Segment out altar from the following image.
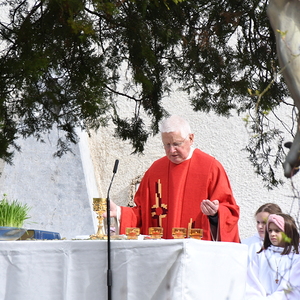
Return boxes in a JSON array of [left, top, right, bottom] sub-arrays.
[[0, 239, 247, 300]]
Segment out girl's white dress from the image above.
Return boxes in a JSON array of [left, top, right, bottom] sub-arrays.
[[246, 245, 300, 299], [242, 233, 262, 247], [242, 233, 264, 264]]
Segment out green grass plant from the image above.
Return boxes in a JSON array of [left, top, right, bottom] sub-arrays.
[[0, 195, 31, 228]]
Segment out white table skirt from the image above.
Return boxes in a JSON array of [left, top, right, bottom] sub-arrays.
[[0, 239, 247, 300]]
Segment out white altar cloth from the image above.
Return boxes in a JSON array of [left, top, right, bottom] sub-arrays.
[[0, 239, 247, 300]]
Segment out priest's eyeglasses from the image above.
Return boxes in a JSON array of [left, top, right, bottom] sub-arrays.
[[163, 135, 188, 150]]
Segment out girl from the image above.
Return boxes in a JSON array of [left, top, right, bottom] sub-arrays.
[[246, 213, 300, 299], [242, 203, 282, 247], [242, 203, 282, 262]]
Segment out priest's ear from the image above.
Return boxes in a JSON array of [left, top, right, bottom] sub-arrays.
[[188, 133, 195, 144]]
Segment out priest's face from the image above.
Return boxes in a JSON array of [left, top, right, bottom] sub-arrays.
[[161, 131, 194, 164]]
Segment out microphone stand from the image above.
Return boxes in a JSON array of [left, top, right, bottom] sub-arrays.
[[106, 159, 119, 300]]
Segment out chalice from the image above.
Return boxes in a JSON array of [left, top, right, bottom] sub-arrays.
[[90, 198, 107, 239]]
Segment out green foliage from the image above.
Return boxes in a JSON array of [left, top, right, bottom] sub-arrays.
[[0, 195, 31, 228], [282, 232, 292, 244], [0, 0, 293, 187]]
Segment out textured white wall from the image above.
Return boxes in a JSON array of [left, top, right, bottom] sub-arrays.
[[89, 89, 300, 240], [0, 91, 296, 240]]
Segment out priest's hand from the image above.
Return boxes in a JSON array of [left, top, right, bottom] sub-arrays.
[[102, 200, 118, 218], [200, 199, 219, 216]]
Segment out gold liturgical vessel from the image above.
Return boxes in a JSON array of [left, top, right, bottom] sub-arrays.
[[90, 198, 107, 239]]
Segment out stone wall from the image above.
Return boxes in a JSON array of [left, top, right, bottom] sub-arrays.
[[0, 129, 97, 239]]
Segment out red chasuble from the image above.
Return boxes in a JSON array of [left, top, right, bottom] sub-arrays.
[[120, 149, 240, 242]]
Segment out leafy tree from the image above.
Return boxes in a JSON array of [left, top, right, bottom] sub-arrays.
[[0, 0, 293, 187]]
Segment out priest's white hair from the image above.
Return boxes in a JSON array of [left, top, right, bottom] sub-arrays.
[[159, 115, 192, 138]]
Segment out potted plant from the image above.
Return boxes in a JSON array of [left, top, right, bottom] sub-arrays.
[[0, 194, 31, 240]]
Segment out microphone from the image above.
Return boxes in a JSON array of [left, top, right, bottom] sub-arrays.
[[107, 159, 119, 198], [113, 159, 119, 174], [106, 159, 119, 300]]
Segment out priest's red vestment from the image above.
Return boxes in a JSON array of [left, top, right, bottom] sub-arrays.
[[120, 149, 240, 241]]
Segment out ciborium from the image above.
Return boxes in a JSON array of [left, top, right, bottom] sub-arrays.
[[90, 198, 107, 239]]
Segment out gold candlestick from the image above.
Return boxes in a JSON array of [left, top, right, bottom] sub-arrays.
[[90, 198, 107, 239]]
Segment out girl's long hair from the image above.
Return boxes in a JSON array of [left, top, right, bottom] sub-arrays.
[[255, 203, 282, 216], [259, 213, 299, 255]]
